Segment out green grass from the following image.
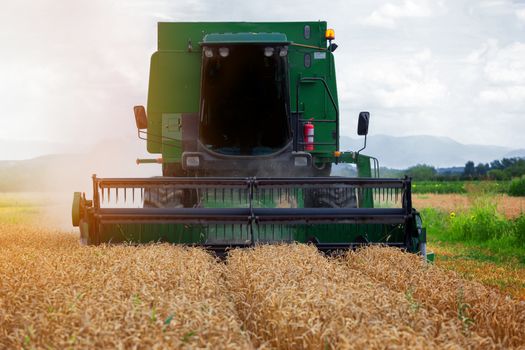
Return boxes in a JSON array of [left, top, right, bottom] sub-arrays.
[[412, 181, 510, 195], [413, 181, 466, 194], [422, 201, 525, 265]]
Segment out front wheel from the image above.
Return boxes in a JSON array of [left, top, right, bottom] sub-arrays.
[[304, 187, 357, 208]]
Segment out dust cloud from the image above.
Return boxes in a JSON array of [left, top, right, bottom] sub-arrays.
[[3, 137, 160, 231]]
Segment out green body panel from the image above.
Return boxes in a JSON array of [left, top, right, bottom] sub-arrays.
[[357, 155, 374, 207], [202, 32, 289, 44], [146, 21, 339, 161], [92, 223, 406, 247], [157, 22, 325, 54], [161, 113, 183, 158], [147, 51, 200, 154]]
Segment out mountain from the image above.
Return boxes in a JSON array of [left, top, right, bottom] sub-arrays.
[[0, 138, 160, 193], [0, 135, 523, 192], [503, 149, 525, 159], [340, 134, 520, 169], [0, 139, 88, 160]]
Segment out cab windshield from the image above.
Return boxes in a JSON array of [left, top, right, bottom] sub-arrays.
[[199, 44, 291, 156]]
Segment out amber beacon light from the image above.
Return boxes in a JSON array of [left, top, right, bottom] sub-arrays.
[[325, 28, 335, 40]]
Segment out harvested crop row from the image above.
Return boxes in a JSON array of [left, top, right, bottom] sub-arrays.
[[0, 224, 251, 349], [345, 246, 525, 348], [225, 244, 493, 349]]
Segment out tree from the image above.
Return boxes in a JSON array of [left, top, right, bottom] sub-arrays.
[[490, 160, 503, 170], [487, 169, 509, 180], [463, 161, 475, 178], [475, 163, 489, 177], [405, 164, 437, 181], [505, 159, 525, 178], [501, 158, 516, 169]]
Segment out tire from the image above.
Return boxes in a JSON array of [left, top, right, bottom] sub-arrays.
[[304, 187, 357, 208], [143, 186, 185, 208], [304, 163, 357, 208]]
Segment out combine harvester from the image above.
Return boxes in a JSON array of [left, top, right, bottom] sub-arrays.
[[72, 21, 431, 259]]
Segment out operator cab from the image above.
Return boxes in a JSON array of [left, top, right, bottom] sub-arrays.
[[199, 33, 292, 156]]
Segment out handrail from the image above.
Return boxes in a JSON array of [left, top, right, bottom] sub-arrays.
[[294, 76, 339, 152]]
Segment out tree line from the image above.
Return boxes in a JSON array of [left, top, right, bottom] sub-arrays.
[[404, 157, 525, 181]]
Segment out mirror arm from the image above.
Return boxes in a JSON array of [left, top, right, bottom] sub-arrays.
[[356, 134, 367, 157], [137, 129, 181, 146]]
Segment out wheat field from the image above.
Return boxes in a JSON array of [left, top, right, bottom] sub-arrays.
[[1, 224, 524, 349]]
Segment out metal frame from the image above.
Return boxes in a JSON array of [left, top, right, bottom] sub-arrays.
[[81, 176, 415, 254]]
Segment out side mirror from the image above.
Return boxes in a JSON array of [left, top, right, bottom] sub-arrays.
[[357, 111, 370, 136], [134, 105, 148, 129]]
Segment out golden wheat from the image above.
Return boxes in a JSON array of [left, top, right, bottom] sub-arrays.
[[1, 224, 524, 349], [0, 224, 251, 349], [346, 246, 525, 348], [225, 244, 496, 349]]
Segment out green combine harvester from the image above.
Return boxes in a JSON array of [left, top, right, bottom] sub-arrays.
[[72, 21, 429, 259]]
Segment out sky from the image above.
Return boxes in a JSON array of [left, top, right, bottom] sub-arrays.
[[0, 0, 524, 160]]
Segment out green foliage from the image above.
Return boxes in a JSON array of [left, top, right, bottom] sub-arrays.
[[449, 202, 510, 241], [508, 176, 525, 197], [463, 157, 525, 180], [421, 203, 525, 261], [413, 181, 466, 194], [412, 181, 509, 194], [405, 164, 437, 181], [504, 159, 525, 177], [456, 289, 474, 331], [487, 169, 509, 181], [514, 216, 525, 247], [463, 161, 475, 178], [181, 331, 197, 343]]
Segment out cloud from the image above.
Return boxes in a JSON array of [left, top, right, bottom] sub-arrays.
[[1, 0, 525, 154], [479, 0, 509, 8], [465, 41, 525, 108], [479, 86, 525, 104], [361, 0, 444, 28], [516, 7, 525, 21], [341, 49, 447, 109], [484, 42, 525, 84]]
